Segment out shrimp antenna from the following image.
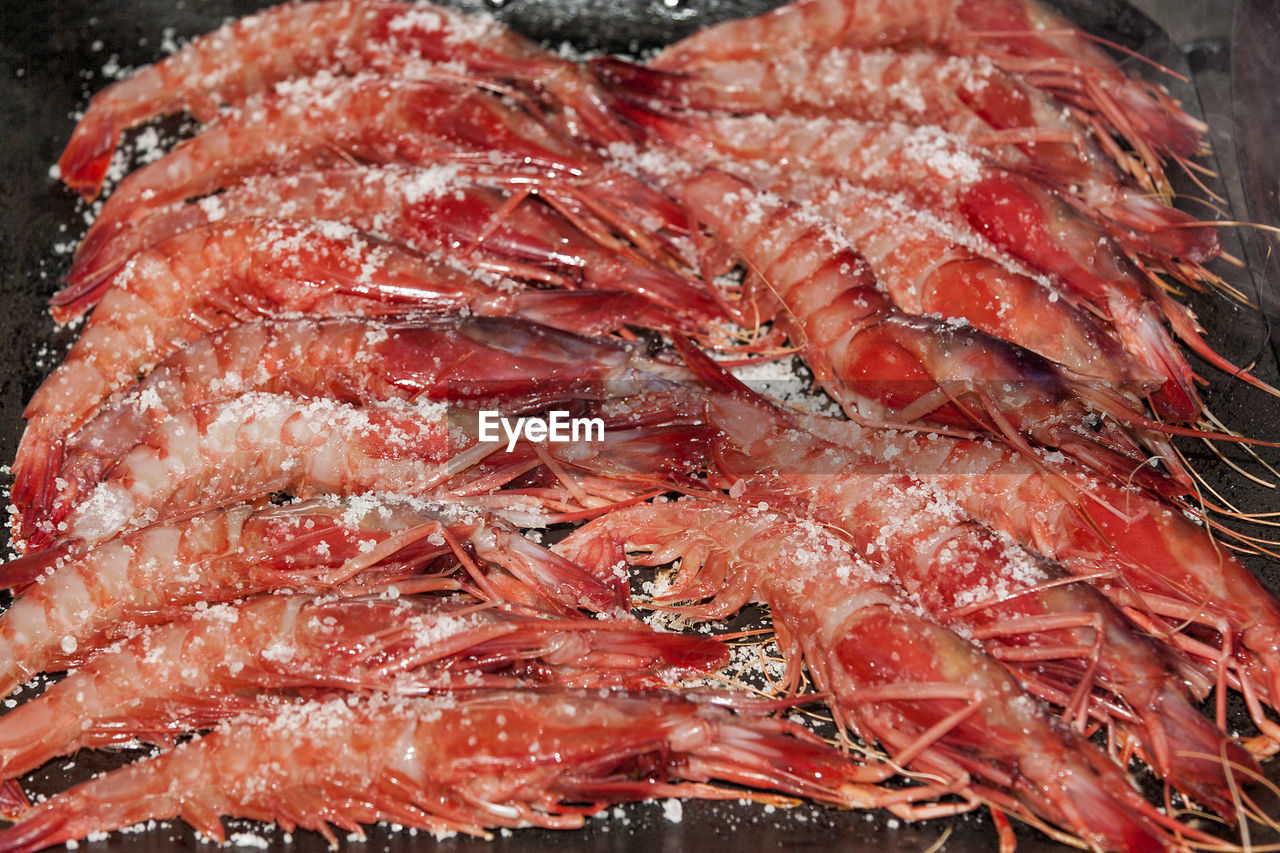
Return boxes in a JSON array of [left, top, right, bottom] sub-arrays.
[[1203, 408, 1280, 480]]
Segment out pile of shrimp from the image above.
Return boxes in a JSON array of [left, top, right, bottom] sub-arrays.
[[3, 0, 1280, 850]]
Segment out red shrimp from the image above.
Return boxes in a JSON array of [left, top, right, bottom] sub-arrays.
[[600, 50, 1076, 188], [54, 393, 487, 548], [598, 50, 1219, 267], [42, 314, 686, 544], [676, 168, 1191, 492], [624, 110, 1171, 396], [0, 593, 729, 783], [63, 165, 718, 324], [0, 689, 897, 849], [0, 494, 630, 697], [56, 0, 632, 199], [558, 498, 1203, 851], [622, 103, 1220, 303], [801, 412, 1280, 747], [784, 176, 1217, 423], [635, 352, 1260, 818], [13, 218, 657, 552], [55, 385, 717, 550], [63, 73, 684, 319], [648, 0, 1205, 188]]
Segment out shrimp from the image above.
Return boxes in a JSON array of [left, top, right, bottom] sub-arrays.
[[599, 49, 1219, 269], [56, 0, 632, 199], [0, 494, 631, 698], [63, 165, 719, 325], [0, 689, 905, 850], [626, 112, 1166, 393], [676, 168, 1191, 492], [55, 383, 719, 551], [800, 411, 1280, 747], [599, 345, 1262, 816], [782, 177, 1213, 423], [623, 103, 1219, 304], [648, 0, 1205, 189], [39, 314, 686, 546], [618, 101, 1261, 421], [0, 592, 730, 783], [558, 498, 1205, 851], [13, 217, 657, 552], [63, 73, 684, 320], [54, 393, 486, 548]]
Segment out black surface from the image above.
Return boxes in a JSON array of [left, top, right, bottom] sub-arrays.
[[1, 1, 1279, 851]]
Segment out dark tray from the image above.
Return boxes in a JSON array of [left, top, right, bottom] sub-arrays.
[[1, 1, 1278, 851]]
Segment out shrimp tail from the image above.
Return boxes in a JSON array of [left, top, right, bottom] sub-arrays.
[[480, 527, 627, 614], [0, 541, 70, 594], [9, 427, 64, 555], [670, 333, 753, 397], [569, 627, 731, 675], [551, 421, 715, 491], [0, 709, 105, 786], [55, 109, 117, 201], [0, 805, 71, 853], [589, 57, 692, 109], [0, 781, 29, 822]]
